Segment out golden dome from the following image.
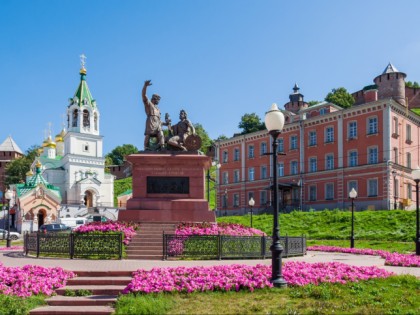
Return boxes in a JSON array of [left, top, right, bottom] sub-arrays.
[[37, 147, 44, 155], [36, 160, 42, 168], [55, 129, 66, 142], [45, 136, 56, 148], [26, 170, 34, 176]]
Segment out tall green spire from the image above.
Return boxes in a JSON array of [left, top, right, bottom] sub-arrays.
[[72, 54, 96, 108]]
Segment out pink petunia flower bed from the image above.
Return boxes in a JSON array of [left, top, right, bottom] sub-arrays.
[[74, 221, 138, 245], [0, 262, 75, 297], [0, 246, 23, 251], [123, 262, 393, 294], [308, 246, 420, 267], [175, 222, 266, 236]]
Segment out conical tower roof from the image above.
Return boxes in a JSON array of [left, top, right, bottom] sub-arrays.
[[72, 65, 96, 108], [0, 136, 23, 154]]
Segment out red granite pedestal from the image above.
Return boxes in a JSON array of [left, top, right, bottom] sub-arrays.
[[118, 153, 216, 223]]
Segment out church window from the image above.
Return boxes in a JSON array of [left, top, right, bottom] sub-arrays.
[[94, 112, 98, 130], [72, 109, 78, 127], [83, 143, 89, 152], [67, 114, 70, 128], [83, 110, 90, 128]]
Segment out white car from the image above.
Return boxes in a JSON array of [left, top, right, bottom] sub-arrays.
[[0, 229, 20, 240]]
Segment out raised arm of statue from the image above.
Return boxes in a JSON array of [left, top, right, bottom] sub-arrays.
[[142, 80, 152, 103]]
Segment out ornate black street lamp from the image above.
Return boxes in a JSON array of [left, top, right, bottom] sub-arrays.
[[207, 161, 221, 202], [224, 188, 228, 216], [349, 188, 357, 249], [392, 170, 397, 210], [411, 167, 420, 255], [248, 197, 255, 228], [5, 189, 13, 248], [264, 103, 287, 288]]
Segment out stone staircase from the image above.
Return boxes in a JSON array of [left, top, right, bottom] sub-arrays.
[[126, 222, 177, 260], [30, 271, 133, 315]]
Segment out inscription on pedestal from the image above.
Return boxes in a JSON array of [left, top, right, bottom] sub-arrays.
[[147, 176, 189, 194]]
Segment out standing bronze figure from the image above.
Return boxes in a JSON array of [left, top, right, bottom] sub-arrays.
[[142, 80, 165, 150]]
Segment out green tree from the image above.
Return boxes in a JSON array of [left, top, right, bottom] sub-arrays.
[[325, 87, 355, 108], [238, 113, 265, 134], [308, 100, 320, 106], [194, 123, 213, 154], [106, 144, 138, 166], [216, 134, 229, 141], [5, 145, 40, 186]]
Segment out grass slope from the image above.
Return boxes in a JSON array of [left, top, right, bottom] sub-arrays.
[[114, 176, 132, 207]]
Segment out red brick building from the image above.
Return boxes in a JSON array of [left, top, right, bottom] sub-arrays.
[[215, 63, 420, 214], [0, 136, 24, 197]]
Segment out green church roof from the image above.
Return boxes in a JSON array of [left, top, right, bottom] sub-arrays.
[[16, 162, 61, 199], [72, 68, 96, 108]]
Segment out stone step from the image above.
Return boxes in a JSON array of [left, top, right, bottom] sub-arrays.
[[129, 240, 162, 245], [126, 254, 163, 260], [45, 295, 117, 306], [75, 271, 133, 277], [30, 305, 114, 315], [56, 285, 126, 296], [67, 277, 132, 286], [136, 235, 163, 240], [127, 245, 163, 250]]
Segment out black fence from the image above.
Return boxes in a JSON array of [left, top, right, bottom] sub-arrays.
[[24, 232, 123, 259], [163, 234, 306, 260]]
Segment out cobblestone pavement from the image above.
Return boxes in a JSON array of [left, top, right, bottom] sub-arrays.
[[1, 250, 419, 277]]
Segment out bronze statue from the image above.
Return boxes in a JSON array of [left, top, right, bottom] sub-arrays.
[[142, 80, 165, 150], [167, 109, 196, 151]]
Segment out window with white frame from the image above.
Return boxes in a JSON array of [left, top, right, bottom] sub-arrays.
[[233, 170, 240, 183], [393, 117, 398, 135], [393, 148, 398, 164], [368, 117, 378, 134], [348, 180, 358, 195], [326, 154, 334, 170], [290, 135, 298, 150], [368, 147, 378, 164], [407, 183, 412, 200], [260, 142, 267, 155], [260, 190, 267, 205], [309, 185, 316, 201], [234, 148, 240, 161], [233, 194, 239, 207], [223, 172, 229, 184], [248, 168, 255, 181], [309, 157, 317, 172], [325, 127, 334, 143], [368, 179, 378, 197], [222, 194, 228, 208], [325, 183, 334, 200], [309, 131, 317, 146], [407, 152, 412, 169], [223, 151, 228, 163], [278, 163, 284, 177], [406, 124, 412, 142], [248, 191, 254, 202], [349, 151, 358, 167], [320, 108, 327, 115], [348, 121, 357, 139], [291, 161, 298, 175], [278, 138, 284, 153], [261, 166, 267, 179], [248, 145, 254, 158]]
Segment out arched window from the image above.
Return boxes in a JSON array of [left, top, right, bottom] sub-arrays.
[[83, 110, 90, 127], [94, 112, 98, 130], [72, 109, 78, 127]]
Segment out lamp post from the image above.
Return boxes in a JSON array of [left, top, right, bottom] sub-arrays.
[[224, 188, 228, 216], [5, 189, 13, 248], [207, 161, 221, 202], [265, 103, 287, 288], [349, 188, 357, 249], [411, 167, 420, 255], [392, 170, 397, 210], [248, 197, 255, 228]]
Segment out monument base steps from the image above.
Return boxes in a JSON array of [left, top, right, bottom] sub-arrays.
[[29, 271, 133, 315]]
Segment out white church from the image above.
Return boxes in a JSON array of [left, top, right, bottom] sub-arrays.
[[35, 58, 116, 221]]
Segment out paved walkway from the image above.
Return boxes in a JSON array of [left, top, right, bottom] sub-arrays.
[[1, 250, 419, 277]]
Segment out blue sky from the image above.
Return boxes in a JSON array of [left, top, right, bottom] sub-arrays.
[[2, 0, 420, 154]]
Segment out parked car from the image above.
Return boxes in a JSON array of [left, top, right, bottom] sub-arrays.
[[0, 228, 20, 240], [39, 224, 72, 233]]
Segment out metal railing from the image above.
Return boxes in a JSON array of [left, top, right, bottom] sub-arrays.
[[163, 233, 306, 260], [24, 232, 123, 259]]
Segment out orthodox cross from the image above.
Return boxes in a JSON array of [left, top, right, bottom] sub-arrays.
[[80, 54, 87, 69]]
